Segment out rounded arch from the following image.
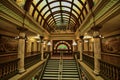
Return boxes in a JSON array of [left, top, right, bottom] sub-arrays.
[[54, 41, 72, 50]]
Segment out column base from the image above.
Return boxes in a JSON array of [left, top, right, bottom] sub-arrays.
[[80, 59, 82, 61], [19, 68, 25, 73], [93, 70, 100, 76]]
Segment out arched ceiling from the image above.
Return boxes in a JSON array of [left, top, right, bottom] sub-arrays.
[[24, 0, 94, 33]]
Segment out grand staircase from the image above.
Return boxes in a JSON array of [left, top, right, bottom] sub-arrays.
[[42, 59, 80, 80]]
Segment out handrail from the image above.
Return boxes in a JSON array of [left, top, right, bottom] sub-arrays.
[[82, 53, 94, 70], [39, 53, 50, 80], [75, 54, 95, 80], [24, 54, 41, 69], [17, 53, 50, 80], [99, 59, 120, 80], [0, 58, 19, 80], [74, 54, 82, 80]]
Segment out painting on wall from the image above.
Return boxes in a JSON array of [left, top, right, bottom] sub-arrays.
[[101, 35, 120, 54], [0, 35, 18, 53]]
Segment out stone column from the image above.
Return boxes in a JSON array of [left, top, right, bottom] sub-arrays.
[[17, 27, 27, 73], [41, 42, 44, 60], [79, 36, 84, 61], [26, 40, 32, 56], [50, 40, 52, 55], [40, 35, 44, 60], [92, 26, 101, 75], [80, 41, 83, 61], [37, 42, 40, 52]]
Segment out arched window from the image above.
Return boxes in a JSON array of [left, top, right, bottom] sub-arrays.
[[57, 44, 68, 49]]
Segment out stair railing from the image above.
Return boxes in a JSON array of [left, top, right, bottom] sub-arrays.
[[74, 54, 82, 80], [39, 53, 50, 80]]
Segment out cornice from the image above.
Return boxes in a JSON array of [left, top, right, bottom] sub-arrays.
[[0, 0, 50, 36], [75, 0, 120, 36]]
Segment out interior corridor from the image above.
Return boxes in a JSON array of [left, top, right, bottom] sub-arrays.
[[0, 0, 120, 80]]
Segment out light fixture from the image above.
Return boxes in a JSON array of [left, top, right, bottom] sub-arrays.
[[83, 33, 92, 39], [47, 41, 51, 45], [37, 40, 40, 43], [15, 36, 19, 39], [72, 41, 77, 46]]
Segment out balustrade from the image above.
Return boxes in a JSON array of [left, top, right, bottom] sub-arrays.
[[83, 53, 94, 70], [24, 53, 41, 69], [99, 60, 120, 80], [0, 58, 19, 80]]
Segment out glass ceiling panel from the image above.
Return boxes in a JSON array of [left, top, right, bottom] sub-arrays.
[[51, 7, 60, 12], [50, 2, 60, 8], [34, 10, 38, 19], [70, 19, 75, 23], [72, 11, 78, 18], [53, 13, 61, 17], [55, 17, 69, 21], [62, 13, 70, 17], [81, 0, 86, 3], [61, 2, 71, 7], [28, 0, 89, 32], [37, 1, 47, 11], [38, 16, 42, 22], [33, 0, 39, 5], [62, 7, 71, 12], [48, 19, 54, 24], [29, 5, 34, 15], [56, 20, 69, 23], [54, 16, 61, 19], [63, 16, 69, 19], [41, 6, 49, 16], [66, 0, 72, 2], [44, 11, 51, 19], [73, 5, 80, 14], [74, 0, 82, 10], [48, 0, 56, 3]]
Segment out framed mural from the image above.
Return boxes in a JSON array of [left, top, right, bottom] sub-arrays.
[[0, 35, 18, 53], [101, 35, 120, 54]]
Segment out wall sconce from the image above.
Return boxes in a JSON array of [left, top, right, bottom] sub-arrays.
[[47, 41, 51, 45], [72, 41, 77, 46]]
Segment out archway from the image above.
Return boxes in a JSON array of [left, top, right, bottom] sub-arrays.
[[52, 40, 73, 59]]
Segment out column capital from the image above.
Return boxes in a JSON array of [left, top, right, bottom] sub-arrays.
[[79, 36, 84, 40], [17, 27, 28, 32], [91, 25, 102, 38], [91, 25, 102, 31]]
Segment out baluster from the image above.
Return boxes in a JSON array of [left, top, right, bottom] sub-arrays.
[[13, 61, 16, 72], [6, 63, 9, 75], [118, 68, 120, 80], [102, 62, 105, 76], [116, 67, 119, 80], [0, 65, 2, 78], [109, 65, 112, 80], [100, 61, 102, 75], [15, 61, 17, 71], [108, 64, 111, 79]]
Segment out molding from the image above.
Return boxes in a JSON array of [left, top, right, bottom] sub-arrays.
[[0, 0, 50, 36], [76, 0, 120, 36]]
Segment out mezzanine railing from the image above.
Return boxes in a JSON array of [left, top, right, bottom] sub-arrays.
[[99, 60, 120, 80], [0, 58, 19, 80], [82, 53, 94, 70]]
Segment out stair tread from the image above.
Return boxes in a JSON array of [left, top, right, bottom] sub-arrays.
[[42, 59, 79, 80]]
